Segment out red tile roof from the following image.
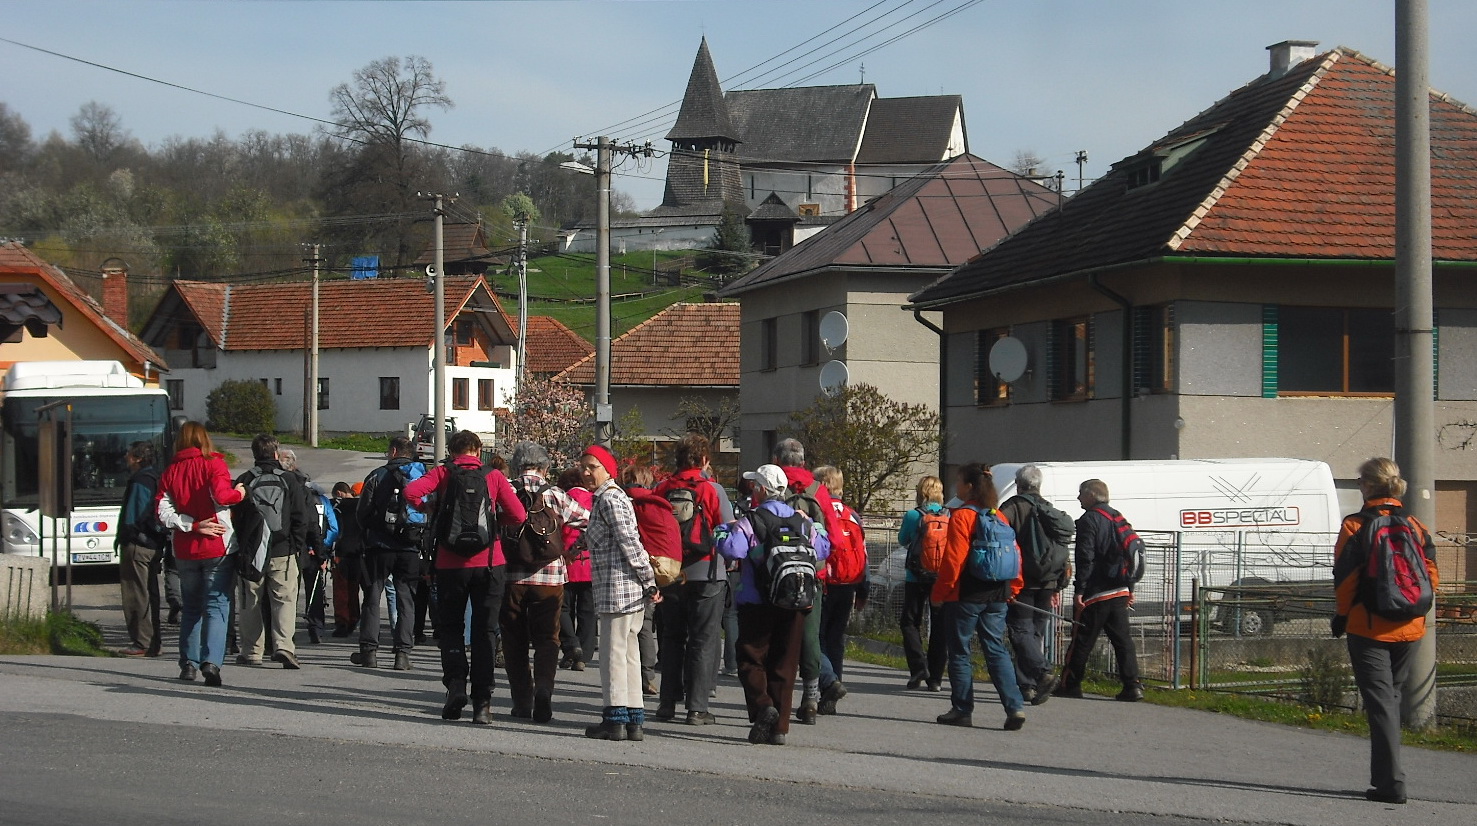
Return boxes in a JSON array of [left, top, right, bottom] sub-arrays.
[[166, 277, 513, 350], [720, 154, 1056, 297], [0, 242, 166, 371], [911, 48, 1477, 307], [523, 316, 593, 375], [555, 302, 739, 386]]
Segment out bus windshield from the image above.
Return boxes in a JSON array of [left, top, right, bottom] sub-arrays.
[[1, 394, 170, 510]]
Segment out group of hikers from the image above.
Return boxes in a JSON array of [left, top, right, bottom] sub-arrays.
[[112, 425, 1436, 803]]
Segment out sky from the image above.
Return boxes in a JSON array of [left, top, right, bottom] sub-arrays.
[[3, 0, 1476, 211]]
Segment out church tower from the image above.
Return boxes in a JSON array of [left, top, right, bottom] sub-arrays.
[[656, 38, 744, 213]]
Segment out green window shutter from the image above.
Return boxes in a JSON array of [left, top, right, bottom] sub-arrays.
[[1261, 305, 1279, 398], [1433, 310, 1440, 401]]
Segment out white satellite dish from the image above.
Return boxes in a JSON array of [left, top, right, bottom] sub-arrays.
[[819, 311, 849, 350], [819, 360, 849, 396], [989, 336, 1029, 383]]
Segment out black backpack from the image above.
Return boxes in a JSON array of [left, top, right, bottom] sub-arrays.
[[245, 466, 290, 544], [1093, 506, 1146, 586], [784, 479, 826, 528], [501, 478, 565, 568], [126, 467, 171, 551], [751, 507, 819, 611], [662, 477, 714, 566], [1016, 493, 1073, 588], [434, 461, 495, 556], [1352, 505, 1435, 622], [368, 462, 428, 545]]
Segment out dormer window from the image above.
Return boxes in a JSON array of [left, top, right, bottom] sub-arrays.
[[1129, 160, 1162, 188], [1126, 126, 1221, 189]]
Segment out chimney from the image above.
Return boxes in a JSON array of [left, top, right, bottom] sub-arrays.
[[1266, 40, 1319, 78], [99, 257, 128, 326]]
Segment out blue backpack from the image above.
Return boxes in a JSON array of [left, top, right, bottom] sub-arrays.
[[964, 505, 1020, 582]]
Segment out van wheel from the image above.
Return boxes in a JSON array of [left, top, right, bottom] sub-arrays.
[[1222, 577, 1275, 636]]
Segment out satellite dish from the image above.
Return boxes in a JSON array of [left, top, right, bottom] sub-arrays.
[[425, 265, 438, 277], [819, 311, 849, 350], [819, 360, 849, 396], [989, 336, 1029, 383]]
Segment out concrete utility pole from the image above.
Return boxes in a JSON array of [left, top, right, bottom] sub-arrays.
[[572, 137, 653, 448], [516, 218, 528, 387], [1394, 0, 1438, 729], [303, 243, 321, 447], [420, 192, 453, 460]]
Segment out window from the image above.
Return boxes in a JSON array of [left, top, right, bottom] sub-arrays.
[[1133, 304, 1175, 394], [452, 377, 469, 410], [259, 378, 269, 389], [1052, 316, 1094, 401], [379, 377, 400, 410], [975, 328, 1010, 406], [273, 378, 282, 396], [317, 378, 329, 410], [477, 379, 494, 411], [802, 310, 821, 366], [165, 379, 184, 411], [760, 318, 778, 371], [1277, 307, 1394, 395], [455, 318, 475, 346]]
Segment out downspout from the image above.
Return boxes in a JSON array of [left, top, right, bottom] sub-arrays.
[[1088, 274, 1133, 460], [912, 309, 948, 479]]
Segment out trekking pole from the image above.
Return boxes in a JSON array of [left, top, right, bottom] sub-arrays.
[[1011, 597, 1086, 628]]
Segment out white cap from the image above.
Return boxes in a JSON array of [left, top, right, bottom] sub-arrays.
[[743, 464, 789, 494]]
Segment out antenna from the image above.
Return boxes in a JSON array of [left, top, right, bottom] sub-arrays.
[[819, 311, 849, 354], [989, 336, 1029, 383], [819, 360, 850, 397]]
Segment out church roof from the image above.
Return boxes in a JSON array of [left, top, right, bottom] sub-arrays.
[[726, 85, 876, 163], [665, 38, 741, 143], [856, 95, 966, 164]]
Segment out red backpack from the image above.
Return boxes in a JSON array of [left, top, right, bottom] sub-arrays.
[[628, 487, 684, 587], [823, 501, 867, 585]]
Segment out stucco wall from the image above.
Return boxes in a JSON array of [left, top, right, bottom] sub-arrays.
[[1177, 301, 1263, 397], [1439, 309, 1477, 401]]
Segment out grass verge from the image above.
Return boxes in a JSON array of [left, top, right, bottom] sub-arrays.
[[0, 611, 112, 656]]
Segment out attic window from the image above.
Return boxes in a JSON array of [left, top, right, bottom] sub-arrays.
[[1127, 128, 1220, 189], [1129, 160, 1162, 189]]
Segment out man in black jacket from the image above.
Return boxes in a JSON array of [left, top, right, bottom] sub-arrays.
[[116, 441, 168, 657], [998, 464, 1071, 704], [235, 434, 312, 670], [354, 436, 427, 671], [1055, 478, 1142, 701]]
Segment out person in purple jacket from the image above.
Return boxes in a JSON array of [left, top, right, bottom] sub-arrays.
[[714, 464, 830, 746]]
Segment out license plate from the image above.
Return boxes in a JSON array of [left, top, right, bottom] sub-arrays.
[[71, 552, 113, 564]]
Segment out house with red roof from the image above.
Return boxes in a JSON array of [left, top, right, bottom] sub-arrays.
[[554, 302, 739, 451], [523, 316, 594, 378], [140, 276, 517, 437], [715, 153, 1056, 474], [0, 242, 165, 380], [908, 42, 1477, 558]]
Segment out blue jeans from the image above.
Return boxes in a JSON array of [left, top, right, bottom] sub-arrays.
[[177, 555, 235, 668], [945, 600, 1024, 715]]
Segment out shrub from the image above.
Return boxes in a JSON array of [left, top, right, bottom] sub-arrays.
[[1299, 645, 1352, 710], [207, 379, 276, 434]]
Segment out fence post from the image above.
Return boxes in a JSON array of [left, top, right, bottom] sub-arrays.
[[1189, 576, 1200, 691]]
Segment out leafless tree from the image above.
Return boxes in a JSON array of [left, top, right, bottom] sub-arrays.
[[70, 101, 132, 163]]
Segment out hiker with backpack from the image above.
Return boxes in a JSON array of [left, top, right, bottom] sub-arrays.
[[898, 475, 948, 691], [1054, 478, 1144, 702], [556, 467, 596, 673], [330, 482, 363, 638], [404, 430, 527, 725], [355, 435, 429, 671], [651, 433, 734, 726], [280, 450, 337, 646], [770, 438, 843, 725], [502, 441, 590, 723], [233, 435, 313, 670], [1331, 457, 1438, 806], [814, 465, 866, 716], [714, 463, 831, 746], [931, 462, 1027, 731], [998, 464, 1075, 704], [116, 441, 170, 657], [578, 445, 662, 742]]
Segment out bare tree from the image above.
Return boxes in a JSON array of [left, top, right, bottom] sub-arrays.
[[0, 103, 33, 169], [70, 101, 132, 163], [1008, 149, 1045, 177]]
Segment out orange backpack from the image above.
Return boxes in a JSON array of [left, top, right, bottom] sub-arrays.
[[906, 507, 950, 580]]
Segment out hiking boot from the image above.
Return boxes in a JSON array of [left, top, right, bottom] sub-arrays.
[[121, 646, 148, 657], [653, 703, 677, 722], [686, 711, 717, 726], [307, 628, 321, 645], [795, 699, 818, 725], [642, 679, 659, 696], [768, 731, 787, 746], [926, 681, 943, 692], [1053, 682, 1083, 699], [1032, 675, 1058, 706], [936, 708, 972, 727], [533, 691, 553, 723], [351, 650, 378, 668], [166, 607, 181, 625], [558, 653, 576, 670], [906, 676, 925, 690], [1116, 683, 1144, 702], [442, 689, 468, 721], [818, 681, 847, 715], [393, 650, 412, 671], [178, 663, 198, 682], [235, 654, 262, 666], [571, 659, 586, 672], [625, 723, 644, 741], [509, 706, 533, 719], [274, 650, 300, 670], [748, 706, 780, 745], [1004, 711, 1027, 731], [1365, 788, 1407, 805], [201, 663, 222, 687], [331, 626, 352, 638], [585, 720, 627, 741], [471, 701, 492, 725]]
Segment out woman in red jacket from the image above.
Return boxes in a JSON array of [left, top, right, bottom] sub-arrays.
[[155, 422, 244, 686]]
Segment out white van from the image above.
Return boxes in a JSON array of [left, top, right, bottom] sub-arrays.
[[991, 458, 1342, 635]]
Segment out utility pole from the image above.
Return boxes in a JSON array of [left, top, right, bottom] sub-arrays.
[[516, 217, 528, 387], [572, 137, 653, 447], [1075, 150, 1089, 193], [303, 243, 321, 447], [419, 192, 454, 460], [1394, 0, 1437, 729]]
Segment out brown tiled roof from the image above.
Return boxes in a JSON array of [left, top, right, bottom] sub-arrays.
[[412, 222, 504, 268], [720, 154, 1056, 297], [554, 302, 738, 386], [666, 37, 741, 144], [0, 242, 167, 371], [727, 85, 875, 164], [0, 283, 63, 341], [911, 48, 1477, 307], [855, 95, 966, 164], [524, 316, 593, 375], [165, 277, 513, 351]]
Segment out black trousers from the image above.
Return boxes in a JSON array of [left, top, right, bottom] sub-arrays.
[[436, 565, 505, 701], [1060, 595, 1139, 688], [656, 578, 728, 713], [899, 580, 946, 684], [560, 581, 597, 658], [359, 550, 420, 652]]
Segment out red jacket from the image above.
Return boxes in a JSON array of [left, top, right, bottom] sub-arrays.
[[156, 448, 243, 561], [562, 486, 595, 583], [404, 455, 526, 569], [626, 485, 683, 563], [779, 465, 844, 543]]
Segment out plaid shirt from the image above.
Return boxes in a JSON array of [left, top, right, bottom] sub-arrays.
[[507, 470, 592, 586], [587, 479, 655, 614]]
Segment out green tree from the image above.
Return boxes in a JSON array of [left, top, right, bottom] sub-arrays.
[[611, 406, 653, 468], [207, 380, 276, 434], [500, 191, 541, 226], [786, 383, 943, 513], [666, 395, 740, 448], [701, 201, 752, 278]]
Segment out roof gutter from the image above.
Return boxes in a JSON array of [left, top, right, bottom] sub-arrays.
[[912, 309, 949, 479]]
